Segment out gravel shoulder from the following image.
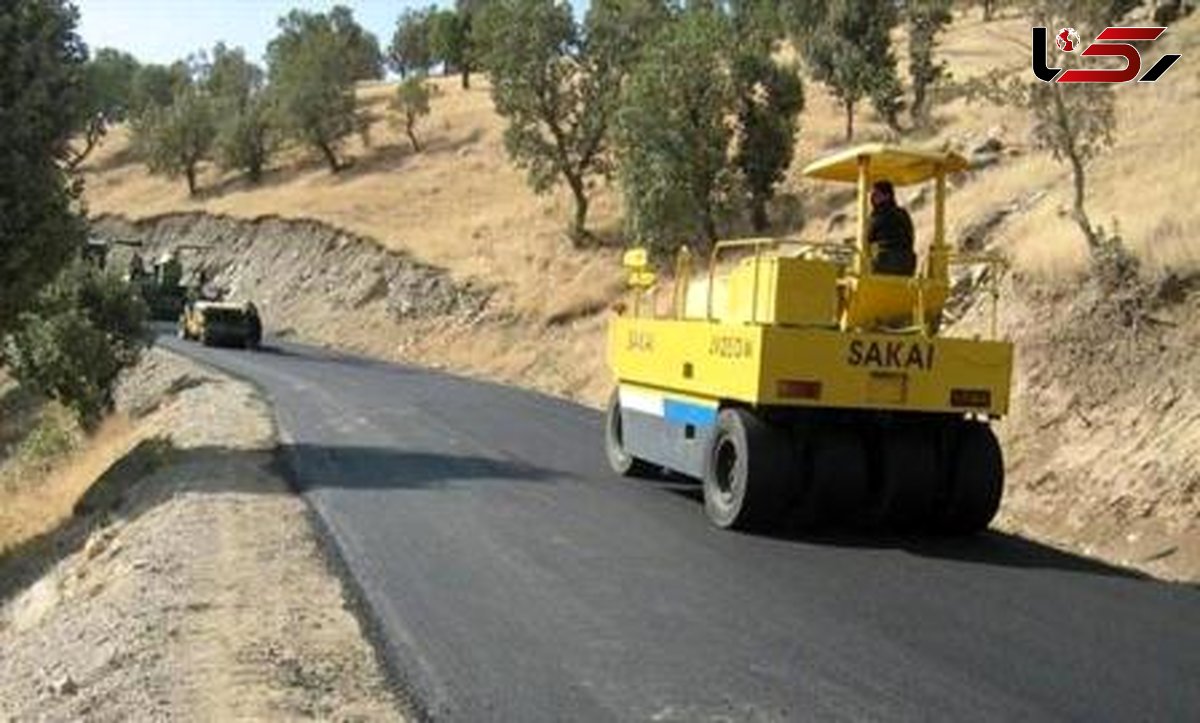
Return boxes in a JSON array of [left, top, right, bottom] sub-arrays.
[[0, 348, 402, 721]]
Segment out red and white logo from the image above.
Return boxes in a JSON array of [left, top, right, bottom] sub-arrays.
[[1056, 28, 1080, 52], [1032, 26, 1183, 83]]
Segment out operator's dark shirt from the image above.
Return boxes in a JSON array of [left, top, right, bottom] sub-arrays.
[[869, 202, 916, 275]]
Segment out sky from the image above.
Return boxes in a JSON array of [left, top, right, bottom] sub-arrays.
[[74, 0, 433, 66]]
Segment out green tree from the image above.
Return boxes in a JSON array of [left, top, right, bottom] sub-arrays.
[[870, 67, 904, 132], [390, 6, 436, 78], [1031, 81, 1116, 252], [726, 2, 804, 232], [131, 63, 176, 111], [133, 87, 217, 195], [729, 0, 786, 47], [203, 44, 275, 183], [130, 61, 192, 114], [330, 5, 385, 80], [453, 0, 493, 89], [0, 0, 89, 335], [85, 48, 140, 119], [971, 1, 1124, 261], [215, 94, 274, 183], [429, 9, 469, 85], [733, 53, 804, 231], [778, 0, 828, 35], [616, 9, 736, 246], [478, 0, 668, 241], [4, 263, 148, 428], [907, 0, 952, 127], [801, 0, 901, 140], [69, 47, 141, 167], [392, 76, 433, 151], [267, 7, 370, 173], [0, 3, 148, 424], [204, 42, 262, 103]]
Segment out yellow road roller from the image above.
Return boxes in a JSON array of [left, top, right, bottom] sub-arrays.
[[605, 145, 1013, 532], [179, 300, 262, 349]]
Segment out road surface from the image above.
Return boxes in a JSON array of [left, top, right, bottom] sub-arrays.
[[159, 334, 1200, 722]]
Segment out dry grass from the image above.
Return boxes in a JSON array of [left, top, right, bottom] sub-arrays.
[[971, 13, 1200, 276], [83, 77, 625, 318], [0, 414, 142, 557]]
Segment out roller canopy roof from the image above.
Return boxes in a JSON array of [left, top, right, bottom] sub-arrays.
[[801, 144, 970, 186]]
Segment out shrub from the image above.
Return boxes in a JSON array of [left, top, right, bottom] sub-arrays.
[[3, 263, 149, 429]]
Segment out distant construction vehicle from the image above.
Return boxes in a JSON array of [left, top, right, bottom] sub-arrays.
[[134, 246, 211, 321], [605, 145, 1013, 533], [84, 237, 199, 320], [179, 299, 262, 349]]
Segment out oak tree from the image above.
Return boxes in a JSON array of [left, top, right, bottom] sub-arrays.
[[479, 0, 668, 241]]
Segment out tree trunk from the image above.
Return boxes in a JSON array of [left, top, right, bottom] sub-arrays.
[[1067, 149, 1098, 250], [750, 194, 769, 232], [317, 139, 342, 174], [185, 163, 198, 196], [406, 117, 422, 152], [912, 83, 928, 128], [67, 121, 103, 169], [700, 200, 718, 246], [1050, 83, 1098, 251], [566, 173, 589, 244], [461, 67, 470, 90], [845, 100, 855, 141]]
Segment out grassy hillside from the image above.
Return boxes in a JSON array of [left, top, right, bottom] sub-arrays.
[[81, 10, 1200, 576], [84, 11, 1200, 288]]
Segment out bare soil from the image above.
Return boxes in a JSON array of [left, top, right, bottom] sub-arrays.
[[959, 271, 1200, 582], [0, 349, 403, 721]]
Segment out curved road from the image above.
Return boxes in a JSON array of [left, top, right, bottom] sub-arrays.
[[159, 335, 1200, 722]]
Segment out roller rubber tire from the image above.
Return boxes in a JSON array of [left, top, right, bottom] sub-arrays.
[[703, 408, 792, 530], [806, 426, 870, 527], [870, 427, 940, 531], [937, 422, 1004, 534], [604, 389, 655, 478]]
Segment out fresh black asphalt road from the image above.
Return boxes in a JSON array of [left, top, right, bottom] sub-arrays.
[[158, 334, 1200, 722]]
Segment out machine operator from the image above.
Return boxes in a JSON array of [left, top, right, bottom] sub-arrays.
[[868, 180, 916, 276]]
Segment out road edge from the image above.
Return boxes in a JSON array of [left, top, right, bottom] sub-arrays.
[[156, 340, 434, 722]]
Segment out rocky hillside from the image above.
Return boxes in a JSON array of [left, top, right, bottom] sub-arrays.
[[966, 270, 1200, 580], [94, 213, 491, 361]]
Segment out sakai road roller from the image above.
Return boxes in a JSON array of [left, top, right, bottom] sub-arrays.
[[605, 145, 1013, 533]]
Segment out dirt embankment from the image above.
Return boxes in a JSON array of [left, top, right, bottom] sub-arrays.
[[93, 212, 617, 403], [954, 269, 1200, 582], [0, 349, 403, 720], [94, 212, 493, 353]]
